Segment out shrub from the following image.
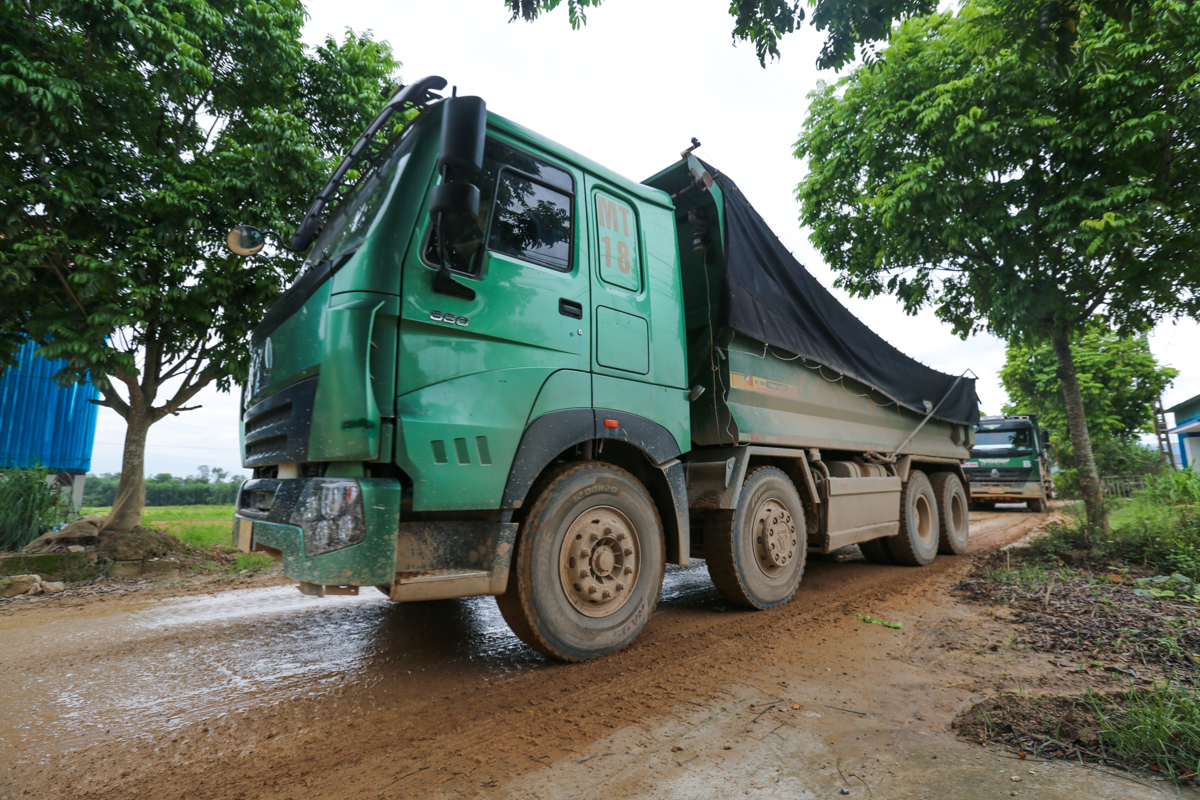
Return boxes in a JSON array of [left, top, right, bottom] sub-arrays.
[[0, 465, 70, 552]]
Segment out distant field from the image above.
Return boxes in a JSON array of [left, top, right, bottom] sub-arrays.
[[81, 505, 235, 549]]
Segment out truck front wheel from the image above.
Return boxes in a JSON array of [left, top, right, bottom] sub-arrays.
[[496, 461, 665, 662], [704, 467, 806, 609]]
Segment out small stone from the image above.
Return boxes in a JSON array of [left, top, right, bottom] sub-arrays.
[[723, 745, 732, 750], [1011, 776, 1023, 782], [671, 746, 683, 752], [67, 545, 86, 553], [840, 790, 851, 796], [41, 581, 65, 594], [0, 574, 40, 597]]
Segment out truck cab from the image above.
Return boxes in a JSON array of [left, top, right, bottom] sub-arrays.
[[231, 78, 979, 661], [963, 415, 1053, 512]]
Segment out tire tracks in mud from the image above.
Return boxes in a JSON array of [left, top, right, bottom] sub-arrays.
[[11, 509, 1053, 800]]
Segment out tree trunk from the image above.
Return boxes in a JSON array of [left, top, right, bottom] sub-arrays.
[[105, 409, 152, 532], [1050, 326, 1108, 543]]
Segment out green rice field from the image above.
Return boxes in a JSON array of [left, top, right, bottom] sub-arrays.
[[81, 505, 235, 549]]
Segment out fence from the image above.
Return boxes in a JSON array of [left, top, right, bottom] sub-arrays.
[[1101, 475, 1147, 498]]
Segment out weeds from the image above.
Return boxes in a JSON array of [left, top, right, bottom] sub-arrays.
[[233, 552, 276, 573], [986, 561, 1073, 594], [1083, 681, 1200, 783], [0, 465, 69, 552]]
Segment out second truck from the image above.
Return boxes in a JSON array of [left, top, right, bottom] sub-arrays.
[[963, 415, 1054, 512], [228, 77, 980, 661]]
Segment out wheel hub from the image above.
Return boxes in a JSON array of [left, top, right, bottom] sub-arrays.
[[753, 499, 797, 578], [559, 506, 639, 617]]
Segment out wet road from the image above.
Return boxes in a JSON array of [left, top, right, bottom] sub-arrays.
[[0, 506, 1048, 799]]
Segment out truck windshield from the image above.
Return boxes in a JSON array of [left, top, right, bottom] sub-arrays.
[[304, 118, 423, 268], [974, 427, 1035, 454]]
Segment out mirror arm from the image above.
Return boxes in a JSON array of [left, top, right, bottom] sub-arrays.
[[431, 166, 477, 301]]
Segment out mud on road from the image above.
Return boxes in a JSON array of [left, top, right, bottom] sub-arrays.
[[1, 506, 1178, 799]]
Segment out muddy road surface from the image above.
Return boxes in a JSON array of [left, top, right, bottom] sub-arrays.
[[3, 505, 1158, 800]]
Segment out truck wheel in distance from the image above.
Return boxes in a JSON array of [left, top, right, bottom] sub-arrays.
[[888, 470, 940, 566], [930, 472, 969, 555], [858, 537, 895, 564], [496, 462, 664, 662], [1027, 496, 1047, 513], [704, 467, 806, 609]]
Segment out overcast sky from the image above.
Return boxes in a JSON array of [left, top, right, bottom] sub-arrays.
[[87, 0, 1200, 477]]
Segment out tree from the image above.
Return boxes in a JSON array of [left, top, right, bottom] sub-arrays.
[[499, 0, 1172, 70], [795, 3, 1200, 538], [1001, 329, 1177, 495], [1, 0, 401, 531], [501, 0, 936, 68]]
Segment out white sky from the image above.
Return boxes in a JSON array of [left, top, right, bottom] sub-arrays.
[[87, 0, 1200, 477]]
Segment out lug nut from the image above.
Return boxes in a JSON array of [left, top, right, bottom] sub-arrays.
[[589, 532, 599, 542], [579, 569, 588, 578], [616, 582, 626, 591], [623, 547, 633, 556], [616, 532, 626, 541], [579, 548, 589, 558], [602, 589, 612, 599], [624, 566, 633, 575], [588, 585, 598, 595]]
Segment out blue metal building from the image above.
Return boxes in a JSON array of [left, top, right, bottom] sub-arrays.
[[1167, 392, 1200, 472], [0, 340, 100, 508]]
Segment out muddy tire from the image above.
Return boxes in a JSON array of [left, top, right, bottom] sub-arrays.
[[495, 461, 664, 662], [930, 472, 969, 555], [857, 537, 895, 564], [704, 467, 806, 609], [887, 470, 939, 566], [1027, 496, 1047, 513]]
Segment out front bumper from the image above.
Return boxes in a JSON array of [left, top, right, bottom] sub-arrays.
[[232, 477, 400, 586], [968, 481, 1044, 502]]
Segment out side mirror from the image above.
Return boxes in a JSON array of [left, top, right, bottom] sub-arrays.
[[429, 95, 487, 302], [227, 225, 266, 256], [437, 96, 486, 172]]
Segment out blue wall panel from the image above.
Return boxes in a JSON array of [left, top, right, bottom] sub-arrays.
[[0, 341, 99, 473]]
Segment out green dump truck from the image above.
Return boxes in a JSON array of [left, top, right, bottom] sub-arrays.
[[963, 415, 1053, 512], [228, 77, 979, 661]]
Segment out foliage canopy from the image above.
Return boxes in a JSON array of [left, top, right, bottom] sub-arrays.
[[1001, 329, 1177, 493], [0, 0, 401, 528], [795, 1, 1200, 535]]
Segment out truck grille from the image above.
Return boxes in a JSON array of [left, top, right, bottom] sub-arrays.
[[243, 376, 318, 467], [965, 467, 1032, 482]]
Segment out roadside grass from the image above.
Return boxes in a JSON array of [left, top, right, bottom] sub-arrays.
[[81, 505, 235, 549], [957, 472, 1200, 784], [1084, 681, 1200, 783]]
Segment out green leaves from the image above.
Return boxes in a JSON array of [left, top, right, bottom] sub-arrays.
[[795, 1, 1200, 345], [0, 0, 399, 472]]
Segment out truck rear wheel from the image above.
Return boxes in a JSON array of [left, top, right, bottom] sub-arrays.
[[1027, 496, 1047, 513], [887, 470, 940, 566], [496, 462, 664, 662], [931, 472, 969, 555], [704, 467, 806, 609]]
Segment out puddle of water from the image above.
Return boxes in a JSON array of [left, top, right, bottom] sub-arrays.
[[0, 564, 722, 759]]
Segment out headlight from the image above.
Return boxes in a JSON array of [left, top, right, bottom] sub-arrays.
[[292, 479, 366, 556]]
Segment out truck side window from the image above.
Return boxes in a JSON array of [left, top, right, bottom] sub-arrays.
[[594, 191, 640, 292], [487, 171, 572, 271], [425, 138, 574, 276]]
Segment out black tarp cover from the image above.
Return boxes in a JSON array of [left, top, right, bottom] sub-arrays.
[[709, 165, 979, 427]]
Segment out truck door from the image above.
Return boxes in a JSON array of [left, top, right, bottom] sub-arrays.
[[586, 179, 654, 391], [395, 136, 590, 510]]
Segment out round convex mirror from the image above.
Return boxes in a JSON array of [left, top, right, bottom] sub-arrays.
[[227, 225, 266, 256]]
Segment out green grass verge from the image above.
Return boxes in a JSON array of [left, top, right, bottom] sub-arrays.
[[81, 505, 235, 549], [1084, 681, 1200, 783]]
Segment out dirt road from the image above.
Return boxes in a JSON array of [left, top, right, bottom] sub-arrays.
[[1, 507, 1182, 799]]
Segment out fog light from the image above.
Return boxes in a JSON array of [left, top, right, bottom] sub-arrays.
[[292, 479, 366, 556]]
